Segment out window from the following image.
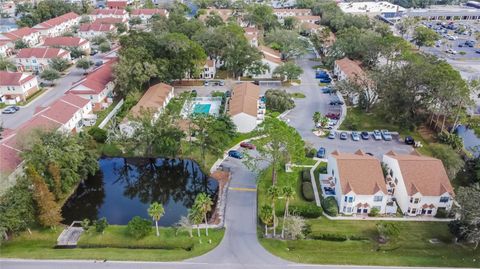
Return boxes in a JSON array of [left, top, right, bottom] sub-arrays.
[[411, 208, 417, 214], [344, 196, 347, 202], [342, 206, 346, 212], [346, 207, 352, 213], [357, 208, 362, 213], [414, 198, 420, 204], [348, 197, 354, 203], [439, 196, 449, 203], [363, 209, 368, 213], [427, 210, 432, 214], [374, 196, 383, 202], [407, 208, 411, 213], [332, 170, 334, 176]]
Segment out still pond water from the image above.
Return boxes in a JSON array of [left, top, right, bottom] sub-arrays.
[[62, 158, 218, 226]]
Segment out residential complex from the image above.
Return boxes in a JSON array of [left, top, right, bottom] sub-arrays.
[[228, 82, 265, 133], [0, 71, 39, 103], [14, 47, 72, 72]]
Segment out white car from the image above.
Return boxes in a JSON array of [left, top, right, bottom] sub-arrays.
[[446, 49, 457, 55], [372, 130, 382, 140]]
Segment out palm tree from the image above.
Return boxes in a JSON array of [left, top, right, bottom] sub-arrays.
[[189, 206, 204, 237], [260, 204, 274, 237], [194, 193, 213, 236], [281, 186, 295, 239], [267, 185, 280, 237], [148, 202, 165, 237]]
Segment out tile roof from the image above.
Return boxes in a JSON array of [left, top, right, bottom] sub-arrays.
[[34, 12, 79, 29], [385, 151, 454, 196], [263, 53, 283, 64], [42, 36, 88, 47], [295, 15, 321, 21], [0, 27, 37, 42], [40, 94, 89, 124], [129, 83, 173, 117], [273, 8, 312, 14], [16, 47, 69, 59], [68, 59, 116, 94], [259, 45, 281, 58], [0, 144, 22, 173], [79, 23, 115, 32], [106, 0, 128, 9], [205, 59, 214, 67], [334, 57, 366, 80], [331, 149, 387, 195], [131, 8, 168, 16], [93, 17, 126, 25], [228, 82, 260, 117], [91, 8, 127, 15], [0, 71, 35, 86]]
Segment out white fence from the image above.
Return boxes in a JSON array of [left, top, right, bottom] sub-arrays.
[[98, 99, 124, 129]]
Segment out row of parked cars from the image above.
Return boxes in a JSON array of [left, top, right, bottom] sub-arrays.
[[327, 130, 393, 141], [315, 70, 332, 84], [227, 142, 256, 159]]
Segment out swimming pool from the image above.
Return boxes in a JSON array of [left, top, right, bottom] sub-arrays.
[[193, 103, 211, 114]]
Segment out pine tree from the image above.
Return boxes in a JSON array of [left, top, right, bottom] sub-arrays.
[[27, 167, 62, 228], [47, 162, 62, 200]]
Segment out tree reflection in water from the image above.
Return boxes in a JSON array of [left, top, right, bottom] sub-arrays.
[[61, 157, 218, 226]]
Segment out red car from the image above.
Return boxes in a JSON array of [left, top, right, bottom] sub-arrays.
[[325, 113, 340, 120], [240, 142, 256, 150]]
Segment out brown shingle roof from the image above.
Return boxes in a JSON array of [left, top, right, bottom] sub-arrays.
[[228, 82, 259, 117], [16, 47, 69, 59], [385, 151, 454, 196], [334, 57, 366, 80], [0, 71, 35, 86], [331, 149, 387, 195], [129, 83, 173, 117]]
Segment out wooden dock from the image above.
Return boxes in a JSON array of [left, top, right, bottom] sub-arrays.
[[56, 221, 84, 248]]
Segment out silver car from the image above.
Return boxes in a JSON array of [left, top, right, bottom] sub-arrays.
[[381, 129, 392, 141], [372, 130, 382, 140], [351, 131, 360, 141]]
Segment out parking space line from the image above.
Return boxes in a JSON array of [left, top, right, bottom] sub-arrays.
[[229, 187, 257, 192]]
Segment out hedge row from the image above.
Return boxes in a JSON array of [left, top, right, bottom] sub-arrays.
[[309, 233, 369, 241], [321, 196, 338, 217], [301, 182, 315, 202], [290, 204, 323, 218], [78, 240, 194, 251], [301, 169, 311, 182]]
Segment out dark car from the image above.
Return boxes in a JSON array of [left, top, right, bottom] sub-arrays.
[[361, 131, 370, 140], [322, 87, 334, 94], [340, 132, 348, 140], [476, 50, 480, 54], [405, 136, 415, 145], [326, 113, 340, 120], [191, 90, 197, 96], [316, 147, 326, 158], [225, 90, 231, 97], [95, 61, 103, 67], [319, 78, 332, 83], [228, 150, 243, 159], [240, 142, 256, 150], [329, 100, 344, 106], [2, 106, 19, 114], [90, 50, 98, 56]]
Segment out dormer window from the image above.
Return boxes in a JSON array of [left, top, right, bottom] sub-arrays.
[[439, 196, 449, 203]]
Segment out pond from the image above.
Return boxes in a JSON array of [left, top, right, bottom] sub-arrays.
[[62, 158, 218, 226], [456, 125, 480, 157]]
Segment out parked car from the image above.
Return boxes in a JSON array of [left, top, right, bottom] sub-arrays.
[[405, 136, 415, 145], [328, 131, 336, 139], [204, 81, 209, 86], [372, 130, 382, 140], [2, 106, 19, 114], [476, 50, 480, 54], [225, 91, 231, 97], [446, 48, 457, 54], [351, 131, 360, 141], [95, 61, 103, 67], [228, 150, 243, 159], [326, 113, 340, 120], [340, 132, 348, 140], [322, 87, 334, 94], [191, 90, 197, 96], [240, 142, 256, 150], [329, 100, 344, 106], [319, 79, 332, 84], [219, 80, 225, 86], [316, 147, 326, 158], [381, 129, 392, 141], [89, 49, 98, 56], [361, 131, 370, 140]]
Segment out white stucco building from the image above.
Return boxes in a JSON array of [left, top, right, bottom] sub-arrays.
[[32, 12, 80, 37], [14, 47, 72, 72], [382, 151, 455, 216], [0, 71, 39, 104], [326, 150, 396, 215], [228, 82, 265, 133]]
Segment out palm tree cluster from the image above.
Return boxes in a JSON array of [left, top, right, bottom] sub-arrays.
[[261, 185, 296, 238], [189, 192, 214, 237]]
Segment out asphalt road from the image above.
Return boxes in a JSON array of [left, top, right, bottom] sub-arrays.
[[0, 54, 104, 130]]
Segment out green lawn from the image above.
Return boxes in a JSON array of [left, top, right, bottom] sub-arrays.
[[257, 165, 316, 215], [259, 217, 479, 267], [1, 226, 224, 261]]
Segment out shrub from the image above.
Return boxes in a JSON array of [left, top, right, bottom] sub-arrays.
[[305, 147, 317, 158], [310, 233, 347, 241], [301, 169, 311, 182], [321, 196, 338, 217], [435, 208, 448, 218], [88, 127, 107, 143], [301, 182, 315, 202], [102, 143, 122, 156], [127, 216, 152, 239], [265, 89, 295, 113], [94, 217, 108, 233], [368, 207, 380, 217], [290, 204, 322, 218]]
